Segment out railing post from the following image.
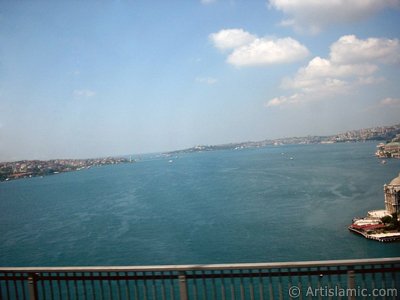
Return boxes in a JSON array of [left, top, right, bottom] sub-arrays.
[[347, 270, 355, 300], [27, 273, 38, 300], [178, 271, 188, 300]]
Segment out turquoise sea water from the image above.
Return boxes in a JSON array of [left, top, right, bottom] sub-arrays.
[[1, 142, 400, 267]]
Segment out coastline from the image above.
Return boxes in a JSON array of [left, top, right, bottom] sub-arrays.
[[348, 226, 400, 243], [0, 157, 134, 182]]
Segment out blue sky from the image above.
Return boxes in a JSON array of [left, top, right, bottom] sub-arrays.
[[1, 0, 400, 161]]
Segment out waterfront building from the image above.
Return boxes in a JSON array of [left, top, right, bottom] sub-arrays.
[[385, 142, 400, 158], [350, 172, 400, 242], [375, 141, 400, 158], [384, 172, 400, 215]]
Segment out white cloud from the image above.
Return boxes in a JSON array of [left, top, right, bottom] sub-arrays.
[[209, 29, 256, 50], [356, 76, 385, 85], [282, 57, 377, 90], [265, 94, 300, 107], [73, 89, 96, 98], [267, 35, 395, 107], [282, 57, 378, 89], [210, 28, 309, 67], [269, 0, 399, 33], [196, 77, 218, 84], [227, 37, 309, 67], [330, 35, 400, 64], [380, 97, 400, 106], [265, 78, 350, 108]]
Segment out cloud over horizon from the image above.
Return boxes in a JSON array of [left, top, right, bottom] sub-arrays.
[[380, 97, 400, 106], [210, 29, 309, 67], [269, 0, 400, 34], [330, 35, 400, 64], [266, 35, 400, 107]]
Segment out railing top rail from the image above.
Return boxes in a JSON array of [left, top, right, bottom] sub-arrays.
[[1, 257, 400, 273]]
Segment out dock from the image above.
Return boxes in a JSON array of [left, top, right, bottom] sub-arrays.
[[348, 226, 400, 242]]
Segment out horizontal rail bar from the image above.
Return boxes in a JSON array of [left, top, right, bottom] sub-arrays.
[[2, 258, 399, 300], [1, 266, 400, 282], [1, 257, 399, 273]]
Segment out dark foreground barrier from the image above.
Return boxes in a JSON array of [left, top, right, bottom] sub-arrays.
[[1, 257, 399, 299]]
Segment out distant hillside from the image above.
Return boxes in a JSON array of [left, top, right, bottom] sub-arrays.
[[166, 124, 400, 155]]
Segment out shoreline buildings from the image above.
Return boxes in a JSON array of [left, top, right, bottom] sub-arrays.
[[376, 142, 400, 159], [349, 173, 400, 242], [0, 157, 134, 182]]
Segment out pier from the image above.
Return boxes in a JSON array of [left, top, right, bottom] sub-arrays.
[[348, 226, 400, 242]]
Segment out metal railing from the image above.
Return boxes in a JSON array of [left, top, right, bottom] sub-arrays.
[[1, 257, 399, 299]]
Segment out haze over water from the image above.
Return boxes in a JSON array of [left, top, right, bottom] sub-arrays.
[[1, 142, 400, 267]]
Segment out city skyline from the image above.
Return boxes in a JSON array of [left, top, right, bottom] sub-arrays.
[[1, 1, 400, 161]]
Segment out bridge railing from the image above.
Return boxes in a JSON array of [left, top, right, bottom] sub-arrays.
[[1, 257, 399, 299]]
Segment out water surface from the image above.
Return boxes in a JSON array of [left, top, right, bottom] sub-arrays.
[[1, 142, 400, 266]]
